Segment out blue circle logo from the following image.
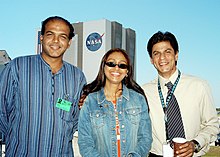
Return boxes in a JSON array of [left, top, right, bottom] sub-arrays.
[[86, 32, 104, 51]]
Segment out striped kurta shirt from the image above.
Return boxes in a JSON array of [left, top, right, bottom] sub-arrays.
[[0, 54, 86, 157]]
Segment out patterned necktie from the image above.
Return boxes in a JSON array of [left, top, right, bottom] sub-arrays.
[[165, 81, 185, 140]]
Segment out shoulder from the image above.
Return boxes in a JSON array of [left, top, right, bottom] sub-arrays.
[[125, 88, 146, 103], [4, 55, 38, 71], [83, 91, 99, 103], [142, 79, 157, 88], [181, 73, 210, 87], [127, 88, 144, 97], [179, 73, 212, 94], [0, 55, 38, 80], [125, 88, 148, 110], [63, 62, 86, 82], [64, 61, 84, 74], [15, 54, 38, 60], [87, 91, 98, 99], [142, 78, 158, 94], [81, 91, 99, 109], [10, 55, 37, 63]]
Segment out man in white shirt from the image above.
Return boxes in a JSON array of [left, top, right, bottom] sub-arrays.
[[142, 31, 219, 157]]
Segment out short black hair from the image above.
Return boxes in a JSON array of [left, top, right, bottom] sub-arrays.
[[41, 16, 75, 39]]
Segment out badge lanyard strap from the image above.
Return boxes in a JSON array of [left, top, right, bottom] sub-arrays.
[[157, 70, 181, 140]]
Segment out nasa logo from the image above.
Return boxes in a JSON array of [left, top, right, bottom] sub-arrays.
[[86, 32, 104, 51]]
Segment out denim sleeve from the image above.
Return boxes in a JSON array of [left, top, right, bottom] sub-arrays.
[[78, 98, 101, 157], [0, 63, 17, 136], [132, 95, 152, 156]]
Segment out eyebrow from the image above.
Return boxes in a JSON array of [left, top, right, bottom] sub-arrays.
[[45, 30, 69, 37], [153, 48, 173, 54], [165, 48, 173, 51], [106, 59, 127, 63]]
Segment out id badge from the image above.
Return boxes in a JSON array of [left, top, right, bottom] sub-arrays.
[[56, 98, 72, 112], [163, 142, 173, 157]]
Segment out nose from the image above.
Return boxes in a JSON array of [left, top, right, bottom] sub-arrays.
[[159, 52, 165, 59], [115, 65, 120, 69], [53, 35, 59, 42]]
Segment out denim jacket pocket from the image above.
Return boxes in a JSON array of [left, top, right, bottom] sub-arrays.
[[90, 110, 106, 128], [125, 107, 141, 125]]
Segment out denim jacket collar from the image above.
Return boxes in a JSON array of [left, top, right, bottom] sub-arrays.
[[97, 84, 130, 104]]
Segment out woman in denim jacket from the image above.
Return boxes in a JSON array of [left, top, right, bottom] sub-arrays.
[[78, 48, 152, 157]]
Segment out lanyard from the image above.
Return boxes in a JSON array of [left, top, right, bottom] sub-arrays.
[[158, 70, 181, 141], [157, 70, 181, 118]]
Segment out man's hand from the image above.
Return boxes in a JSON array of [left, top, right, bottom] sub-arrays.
[[174, 141, 195, 157]]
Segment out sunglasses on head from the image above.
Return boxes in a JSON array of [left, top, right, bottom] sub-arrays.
[[105, 62, 128, 69]]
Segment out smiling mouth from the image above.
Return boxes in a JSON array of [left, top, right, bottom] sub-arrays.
[[159, 61, 168, 66], [111, 72, 120, 76], [50, 45, 60, 50]]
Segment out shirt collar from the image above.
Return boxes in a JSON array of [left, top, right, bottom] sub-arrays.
[[158, 69, 179, 88]]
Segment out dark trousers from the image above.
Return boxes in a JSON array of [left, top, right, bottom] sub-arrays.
[[148, 152, 163, 157]]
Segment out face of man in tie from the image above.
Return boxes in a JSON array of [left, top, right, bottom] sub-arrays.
[[150, 41, 178, 79]]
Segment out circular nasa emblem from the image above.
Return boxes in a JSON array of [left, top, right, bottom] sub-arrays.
[[86, 32, 103, 51]]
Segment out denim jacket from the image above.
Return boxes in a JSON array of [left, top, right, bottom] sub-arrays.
[[78, 85, 152, 157]]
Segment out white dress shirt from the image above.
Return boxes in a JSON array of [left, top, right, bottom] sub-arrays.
[[142, 69, 219, 156]]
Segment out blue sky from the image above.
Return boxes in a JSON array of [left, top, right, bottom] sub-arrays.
[[1, 0, 220, 107]]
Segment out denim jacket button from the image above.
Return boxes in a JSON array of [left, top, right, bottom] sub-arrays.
[[121, 125, 125, 128]]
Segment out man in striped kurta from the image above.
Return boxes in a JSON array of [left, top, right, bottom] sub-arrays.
[[0, 16, 86, 156]]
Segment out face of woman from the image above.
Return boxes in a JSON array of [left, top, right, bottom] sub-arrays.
[[104, 51, 128, 86]]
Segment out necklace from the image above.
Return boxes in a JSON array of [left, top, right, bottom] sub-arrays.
[[104, 88, 122, 101]]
